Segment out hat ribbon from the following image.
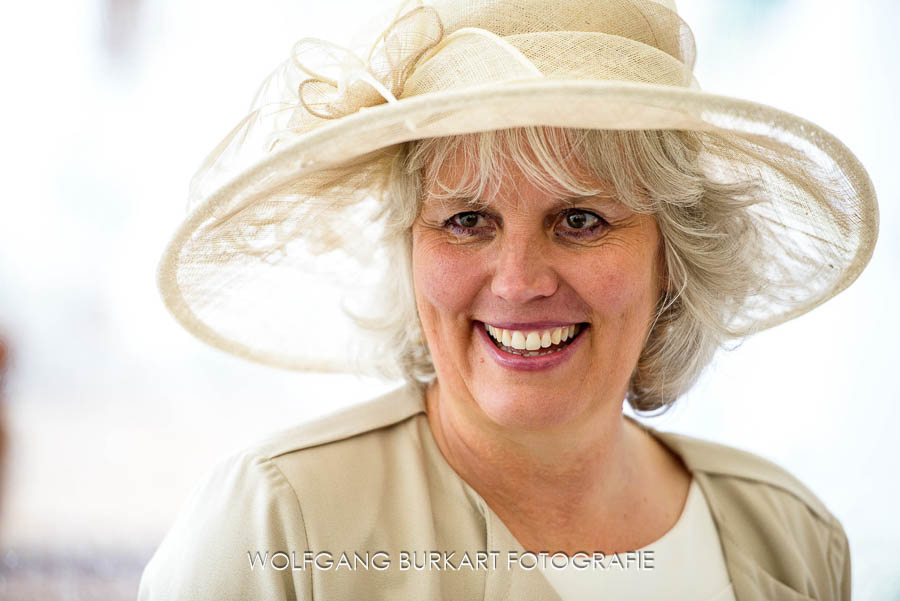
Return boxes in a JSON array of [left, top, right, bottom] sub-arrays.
[[293, 2, 445, 123]]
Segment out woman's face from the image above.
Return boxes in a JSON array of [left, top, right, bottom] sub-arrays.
[[411, 144, 665, 431]]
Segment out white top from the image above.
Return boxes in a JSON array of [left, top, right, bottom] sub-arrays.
[[538, 479, 736, 601]]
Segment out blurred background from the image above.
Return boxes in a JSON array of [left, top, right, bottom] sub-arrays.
[[0, 0, 897, 599]]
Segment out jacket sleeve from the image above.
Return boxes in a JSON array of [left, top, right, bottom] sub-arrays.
[[138, 451, 312, 601]]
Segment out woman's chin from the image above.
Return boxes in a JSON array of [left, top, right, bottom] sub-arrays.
[[470, 386, 581, 432]]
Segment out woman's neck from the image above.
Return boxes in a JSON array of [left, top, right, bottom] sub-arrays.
[[424, 380, 690, 554]]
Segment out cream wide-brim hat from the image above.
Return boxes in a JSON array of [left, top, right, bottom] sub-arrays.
[[158, 0, 878, 375]]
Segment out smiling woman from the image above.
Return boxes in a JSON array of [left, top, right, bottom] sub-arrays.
[[412, 133, 666, 429], [140, 0, 876, 599]]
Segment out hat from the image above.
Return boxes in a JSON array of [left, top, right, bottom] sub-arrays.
[[157, 0, 878, 374]]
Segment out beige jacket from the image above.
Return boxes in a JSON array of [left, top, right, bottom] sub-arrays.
[[139, 383, 851, 601]]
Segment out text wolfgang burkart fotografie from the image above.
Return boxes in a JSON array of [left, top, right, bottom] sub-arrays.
[[248, 550, 655, 572]]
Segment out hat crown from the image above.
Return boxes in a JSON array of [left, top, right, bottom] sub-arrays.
[[430, 0, 692, 65], [390, 0, 696, 100]]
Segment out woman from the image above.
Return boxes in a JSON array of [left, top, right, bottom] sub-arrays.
[[141, 0, 876, 599]]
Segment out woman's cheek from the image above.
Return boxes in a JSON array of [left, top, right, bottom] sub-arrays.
[[413, 238, 485, 314], [595, 270, 641, 315], [574, 249, 659, 316]]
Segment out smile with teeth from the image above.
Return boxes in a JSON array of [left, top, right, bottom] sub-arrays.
[[484, 323, 583, 357]]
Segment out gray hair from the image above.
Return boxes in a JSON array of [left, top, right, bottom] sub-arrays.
[[356, 127, 767, 413]]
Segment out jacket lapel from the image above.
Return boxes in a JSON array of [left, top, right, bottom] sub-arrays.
[[650, 427, 817, 601], [481, 507, 565, 601], [716, 535, 816, 601]]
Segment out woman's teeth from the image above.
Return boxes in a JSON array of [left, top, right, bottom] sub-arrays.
[[484, 324, 581, 354]]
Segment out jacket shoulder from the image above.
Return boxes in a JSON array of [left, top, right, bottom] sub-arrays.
[[250, 382, 427, 460], [649, 425, 833, 521], [140, 383, 432, 601], [139, 429, 312, 599]]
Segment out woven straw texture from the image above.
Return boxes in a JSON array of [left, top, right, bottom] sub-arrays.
[[158, 0, 878, 374]]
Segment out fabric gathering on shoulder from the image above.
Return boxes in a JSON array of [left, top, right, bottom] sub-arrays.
[[138, 448, 310, 600]]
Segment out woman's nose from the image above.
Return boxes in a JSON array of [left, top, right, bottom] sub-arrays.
[[489, 233, 559, 303]]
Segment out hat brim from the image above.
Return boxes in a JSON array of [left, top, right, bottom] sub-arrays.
[[158, 79, 878, 372]]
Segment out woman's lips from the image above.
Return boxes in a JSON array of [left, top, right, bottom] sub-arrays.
[[474, 321, 587, 372], [481, 321, 580, 330]]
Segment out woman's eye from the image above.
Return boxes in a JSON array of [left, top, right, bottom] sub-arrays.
[[448, 212, 488, 230], [442, 209, 605, 239], [558, 210, 606, 233]]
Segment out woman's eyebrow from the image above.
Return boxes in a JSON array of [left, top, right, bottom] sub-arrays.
[[421, 192, 627, 214], [428, 190, 612, 201]]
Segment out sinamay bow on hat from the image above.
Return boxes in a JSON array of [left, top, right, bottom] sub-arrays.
[[159, 0, 877, 374]]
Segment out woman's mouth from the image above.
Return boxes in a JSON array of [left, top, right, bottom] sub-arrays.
[[482, 323, 585, 357]]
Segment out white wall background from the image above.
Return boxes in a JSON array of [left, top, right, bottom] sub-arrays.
[[0, 0, 896, 598]]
